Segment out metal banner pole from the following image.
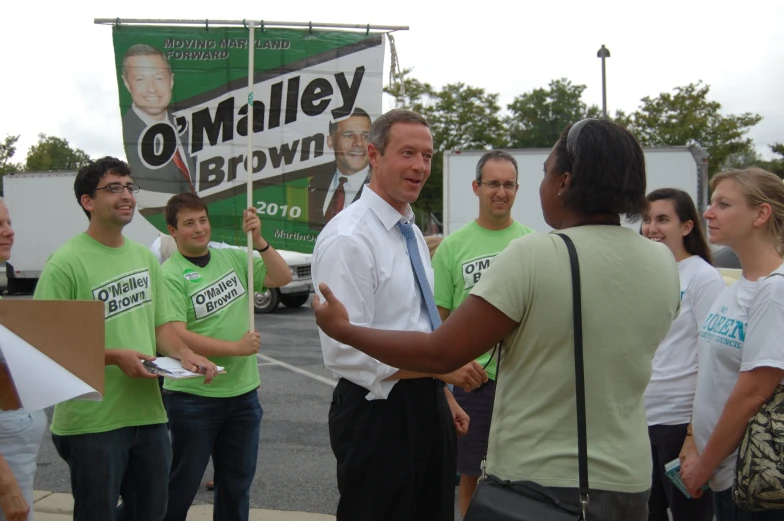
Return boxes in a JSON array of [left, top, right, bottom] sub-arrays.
[[94, 18, 408, 32]]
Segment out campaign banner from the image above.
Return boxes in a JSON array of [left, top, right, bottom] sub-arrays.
[[111, 25, 384, 253]]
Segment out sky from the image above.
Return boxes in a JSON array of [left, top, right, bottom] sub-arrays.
[[2, 0, 782, 164]]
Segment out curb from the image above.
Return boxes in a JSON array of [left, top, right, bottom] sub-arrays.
[[33, 491, 336, 520]]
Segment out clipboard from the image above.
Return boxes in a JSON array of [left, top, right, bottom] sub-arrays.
[[142, 357, 227, 379]]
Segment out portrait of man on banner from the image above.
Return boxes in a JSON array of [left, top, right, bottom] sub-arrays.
[[120, 44, 197, 197], [307, 108, 372, 231]]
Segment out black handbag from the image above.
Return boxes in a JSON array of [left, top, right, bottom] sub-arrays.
[[463, 233, 589, 521]]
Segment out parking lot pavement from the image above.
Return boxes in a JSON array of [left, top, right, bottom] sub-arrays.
[[22, 295, 462, 519], [32, 300, 341, 516]]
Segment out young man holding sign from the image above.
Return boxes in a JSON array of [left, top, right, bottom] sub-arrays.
[[34, 157, 217, 521], [431, 150, 533, 516], [160, 193, 291, 521]]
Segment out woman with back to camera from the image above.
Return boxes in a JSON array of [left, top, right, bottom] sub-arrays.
[[681, 168, 784, 520], [641, 188, 725, 521], [0, 198, 47, 521], [313, 119, 682, 520]]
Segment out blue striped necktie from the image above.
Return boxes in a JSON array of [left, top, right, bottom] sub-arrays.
[[396, 221, 442, 331]]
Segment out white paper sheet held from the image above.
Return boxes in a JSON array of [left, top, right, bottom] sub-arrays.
[[0, 324, 101, 412], [145, 357, 226, 379]]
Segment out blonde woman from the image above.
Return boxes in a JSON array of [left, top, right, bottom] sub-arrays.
[[681, 168, 784, 520]]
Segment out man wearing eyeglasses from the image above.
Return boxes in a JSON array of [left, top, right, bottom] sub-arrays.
[[33, 157, 217, 521], [431, 149, 534, 517]]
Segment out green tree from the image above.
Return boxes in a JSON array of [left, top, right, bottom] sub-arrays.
[[0, 134, 24, 195], [715, 144, 784, 179], [25, 133, 91, 172], [505, 78, 601, 149], [385, 69, 437, 116], [617, 81, 762, 176], [722, 148, 764, 171], [762, 144, 784, 178], [385, 71, 505, 219], [0, 135, 23, 174]]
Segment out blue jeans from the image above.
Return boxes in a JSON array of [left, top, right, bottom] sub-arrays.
[[163, 389, 262, 521], [0, 409, 47, 521], [52, 423, 171, 521], [714, 487, 784, 521]]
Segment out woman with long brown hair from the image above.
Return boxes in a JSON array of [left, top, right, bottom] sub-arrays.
[[641, 188, 725, 521]]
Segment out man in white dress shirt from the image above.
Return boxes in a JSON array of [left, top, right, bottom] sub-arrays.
[[312, 109, 486, 521]]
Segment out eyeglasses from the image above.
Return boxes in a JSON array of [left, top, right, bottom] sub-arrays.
[[94, 183, 141, 195], [478, 181, 518, 191]]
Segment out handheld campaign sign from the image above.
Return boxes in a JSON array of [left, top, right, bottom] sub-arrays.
[[0, 300, 104, 412]]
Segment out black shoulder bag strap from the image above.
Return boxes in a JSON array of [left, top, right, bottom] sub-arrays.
[[556, 232, 590, 517], [480, 233, 590, 517]]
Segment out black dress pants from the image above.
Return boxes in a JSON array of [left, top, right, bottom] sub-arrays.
[[649, 423, 714, 521], [329, 377, 457, 521]]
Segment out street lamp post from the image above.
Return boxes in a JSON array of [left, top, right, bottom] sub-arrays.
[[597, 45, 611, 119]]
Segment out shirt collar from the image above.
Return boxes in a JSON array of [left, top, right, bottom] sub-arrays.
[[360, 186, 414, 231], [132, 104, 171, 128], [333, 166, 369, 191]]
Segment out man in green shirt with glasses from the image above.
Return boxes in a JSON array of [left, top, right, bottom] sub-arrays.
[[431, 150, 534, 517], [34, 157, 217, 521]]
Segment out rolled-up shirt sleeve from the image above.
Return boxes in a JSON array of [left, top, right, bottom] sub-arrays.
[[314, 233, 399, 400]]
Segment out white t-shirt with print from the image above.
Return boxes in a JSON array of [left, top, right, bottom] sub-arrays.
[[692, 263, 784, 491], [645, 256, 725, 426]]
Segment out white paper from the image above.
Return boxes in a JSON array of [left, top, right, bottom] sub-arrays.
[[146, 357, 225, 379], [0, 324, 101, 412]]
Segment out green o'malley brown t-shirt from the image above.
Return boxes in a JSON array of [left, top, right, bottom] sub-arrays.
[[34, 233, 173, 435]]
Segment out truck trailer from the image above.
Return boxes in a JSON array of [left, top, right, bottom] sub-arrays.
[[443, 146, 709, 234]]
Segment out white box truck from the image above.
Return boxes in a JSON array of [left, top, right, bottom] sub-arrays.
[[443, 146, 709, 234], [3, 171, 313, 313]]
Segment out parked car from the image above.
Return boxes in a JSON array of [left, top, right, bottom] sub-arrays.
[[253, 249, 313, 314], [712, 246, 741, 285]]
